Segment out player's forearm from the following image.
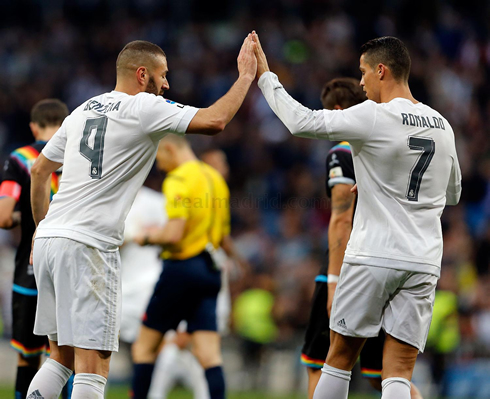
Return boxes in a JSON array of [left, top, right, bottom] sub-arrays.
[[31, 174, 51, 226], [187, 75, 254, 135], [257, 72, 326, 139], [327, 218, 352, 276], [145, 219, 185, 246], [0, 197, 17, 229]]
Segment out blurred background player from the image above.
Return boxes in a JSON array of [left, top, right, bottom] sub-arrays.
[[142, 147, 248, 399], [131, 135, 231, 399], [300, 78, 422, 399], [120, 174, 209, 399], [0, 99, 72, 399]]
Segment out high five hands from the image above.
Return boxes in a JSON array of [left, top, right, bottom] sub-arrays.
[[237, 31, 270, 81], [251, 31, 270, 79]]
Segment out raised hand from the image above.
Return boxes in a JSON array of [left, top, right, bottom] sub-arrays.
[[251, 31, 270, 79], [237, 34, 257, 81]]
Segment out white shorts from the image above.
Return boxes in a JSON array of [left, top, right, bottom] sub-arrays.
[[33, 237, 121, 352], [330, 263, 438, 352]]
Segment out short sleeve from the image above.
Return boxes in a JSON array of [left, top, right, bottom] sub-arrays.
[[325, 144, 356, 197], [164, 175, 190, 220], [2, 156, 24, 184], [138, 94, 199, 140], [42, 122, 67, 163]]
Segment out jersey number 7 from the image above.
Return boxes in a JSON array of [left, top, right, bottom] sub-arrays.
[[406, 136, 435, 202], [79, 116, 108, 180]]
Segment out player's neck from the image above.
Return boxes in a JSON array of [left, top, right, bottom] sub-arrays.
[[381, 83, 417, 104], [35, 126, 60, 142], [114, 80, 143, 96]]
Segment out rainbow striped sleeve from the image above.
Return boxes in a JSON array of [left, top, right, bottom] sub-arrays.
[[301, 353, 324, 369], [11, 146, 40, 173], [361, 367, 382, 379]]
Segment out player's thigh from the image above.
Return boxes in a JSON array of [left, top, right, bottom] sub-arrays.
[[382, 271, 438, 352], [132, 324, 165, 363], [326, 330, 366, 371], [74, 347, 111, 378], [49, 339, 74, 371], [382, 333, 419, 380], [192, 330, 222, 369]]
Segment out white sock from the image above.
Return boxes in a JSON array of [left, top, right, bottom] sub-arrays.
[[381, 377, 411, 399], [27, 358, 73, 399], [312, 363, 351, 399], [72, 373, 107, 398]]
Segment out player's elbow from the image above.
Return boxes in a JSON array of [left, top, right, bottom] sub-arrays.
[[330, 213, 353, 229], [203, 119, 226, 135]]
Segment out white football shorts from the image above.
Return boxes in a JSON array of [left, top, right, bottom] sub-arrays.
[[33, 237, 121, 352], [330, 263, 438, 352]]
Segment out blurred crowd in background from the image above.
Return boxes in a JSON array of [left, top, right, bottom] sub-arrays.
[[0, 0, 489, 397]]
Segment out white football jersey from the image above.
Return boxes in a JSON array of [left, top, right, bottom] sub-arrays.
[[37, 91, 198, 251], [259, 72, 462, 277]]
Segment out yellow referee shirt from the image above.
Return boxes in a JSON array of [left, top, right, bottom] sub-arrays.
[[162, 160, 230, 260]]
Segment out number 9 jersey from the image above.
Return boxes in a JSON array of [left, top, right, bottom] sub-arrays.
[[36, 91, 198, 251]]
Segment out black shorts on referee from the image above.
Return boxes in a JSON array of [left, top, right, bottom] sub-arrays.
[[301, 273, 384, 379], [143, 251, 221, 334]]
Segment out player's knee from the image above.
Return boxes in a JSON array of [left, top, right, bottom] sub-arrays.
[[131, 339, 157, 364], [18, 353, 41, 368], [192, 345, 222, 369]]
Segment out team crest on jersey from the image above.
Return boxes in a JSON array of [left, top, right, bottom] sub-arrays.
[[329, 166, 344, 179]]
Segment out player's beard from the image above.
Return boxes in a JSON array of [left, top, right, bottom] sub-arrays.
[[145, 76, 163, 96]]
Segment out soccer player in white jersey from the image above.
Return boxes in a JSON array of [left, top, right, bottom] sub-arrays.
[[252, 33, 461, 399], [27, 36, 257, 399]]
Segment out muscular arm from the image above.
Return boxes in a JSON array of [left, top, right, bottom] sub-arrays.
[[186, 35, 256, 135], [327, 183, 355, 316], [31, 154, 62, 226]]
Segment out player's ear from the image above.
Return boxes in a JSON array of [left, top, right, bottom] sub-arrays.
[[136, 66, 148, 86], [29, 122, 39, 138], [378, 64, 386, 80]]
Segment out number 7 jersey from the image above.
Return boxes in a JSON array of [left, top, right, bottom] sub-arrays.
[[36, 91, 198, 251], [258, 72, 462, 277]]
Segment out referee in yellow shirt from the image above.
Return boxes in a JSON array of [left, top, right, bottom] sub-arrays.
[[131, 134, 230, 399]]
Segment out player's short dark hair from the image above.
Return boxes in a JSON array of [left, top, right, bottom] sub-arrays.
[[30, 99, 69, 128], [321, 78, 366, 110], [116, 40, 166, 75], [360, 36, 411, 82]]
